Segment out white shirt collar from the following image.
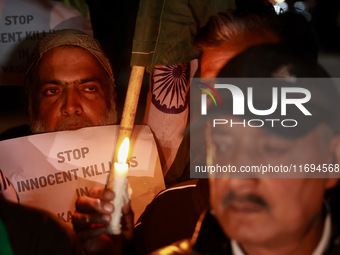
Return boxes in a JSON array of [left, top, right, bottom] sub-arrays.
[[312, 213, 331, 255], [231, 239, 245, 255], [230, 213, 331, 255]]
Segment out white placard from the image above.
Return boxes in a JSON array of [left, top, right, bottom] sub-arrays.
[[0, 125, 165, 226], [0, 0, 92, 86]]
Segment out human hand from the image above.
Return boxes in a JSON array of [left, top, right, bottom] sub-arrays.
[[73, 187, 134, 255]]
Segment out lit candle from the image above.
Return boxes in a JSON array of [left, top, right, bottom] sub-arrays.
[[107, 137, 130, 235]]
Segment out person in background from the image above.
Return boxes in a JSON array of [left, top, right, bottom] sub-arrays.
[[134, 9, 284, 254], [153, 43, 340, 254]]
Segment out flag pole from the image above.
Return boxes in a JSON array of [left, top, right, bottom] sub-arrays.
[[106, 65, 145, 235], [106, 65, 145, 190]]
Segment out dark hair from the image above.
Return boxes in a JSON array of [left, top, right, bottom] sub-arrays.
[[195, 9, 318, 61], [218, 43, 328, 78], [195, 11, 278, 50]]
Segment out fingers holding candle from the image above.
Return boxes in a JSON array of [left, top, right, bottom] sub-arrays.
[[73, 187, 115, 231], [76, 187, 115, 214], [72, 186, 134, 255]]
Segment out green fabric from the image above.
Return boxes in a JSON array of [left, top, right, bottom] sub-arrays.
[[53, 0, 88, 17], [0, 218, 14, 255], [131, 0, 236, 72]]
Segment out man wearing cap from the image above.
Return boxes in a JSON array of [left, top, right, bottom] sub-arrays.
[[25, 29, 117, 134], [0, 29, 132, 254], [0, 29, 117, 139], [152, 44, 340, 254]]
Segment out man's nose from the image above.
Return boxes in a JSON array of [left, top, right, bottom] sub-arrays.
[[60, 88, 83, 116], [226, 145, 264, 178], [229, 143, 260, 166], [226, 178, 258, 192]]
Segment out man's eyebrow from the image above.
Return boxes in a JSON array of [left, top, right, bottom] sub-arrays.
[[41, 80, 63, 86], [78, 78, 99, 84], [41, 78, 98, 86]]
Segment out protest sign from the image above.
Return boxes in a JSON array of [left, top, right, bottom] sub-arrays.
[[0, 0, 92, 86], [0, 125, 165, 227]]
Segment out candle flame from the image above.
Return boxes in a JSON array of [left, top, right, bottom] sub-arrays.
[[118, 137, 129, 164]]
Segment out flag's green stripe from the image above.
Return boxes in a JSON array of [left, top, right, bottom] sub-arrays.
[[0, 218, 14, 255]]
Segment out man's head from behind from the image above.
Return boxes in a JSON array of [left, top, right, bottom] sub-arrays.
[[196, 10, 318, 79], [196, 10, 280, 78], [25, 29, 117, 134], [205, 44, 340, 254]]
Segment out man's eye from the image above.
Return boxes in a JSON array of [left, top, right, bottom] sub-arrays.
[[262, 141, 291, 157], [258, 134, 293, 157], [43, 88, 60, 96], [214, 142, 229, 153], [212, 134, 234, 157], [84, 86, 98, 92]]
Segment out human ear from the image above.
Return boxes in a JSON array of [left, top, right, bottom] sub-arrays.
[[324, 176, 339, 190]]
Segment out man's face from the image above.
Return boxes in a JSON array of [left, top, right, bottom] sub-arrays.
[[30, 46, 116, 133], [208, 120, 339, 250]]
